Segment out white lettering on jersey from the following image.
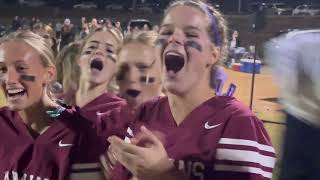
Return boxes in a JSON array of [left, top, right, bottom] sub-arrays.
[[12, 171, 18, 180], [4, 171, 9, 180], [2, 171, 49, 180], [177, 160, 205, 179], [193, 162, 205, 180], [21, 174, 27, 180]]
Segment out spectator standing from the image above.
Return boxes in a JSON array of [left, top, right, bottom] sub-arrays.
[[11, 16, 21, 31], [90, 18, 100, 32], [115, 21, 122, 32], [60, 18, 75, 50], [55, 21, 63, 39]]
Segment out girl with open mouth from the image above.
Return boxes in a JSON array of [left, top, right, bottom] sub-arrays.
[[0, 31, 133, 180], [105, 1, 276, 180], [0, 31, 81, 180], [116, 31, 163, 111], [74, 28, 128, 120]]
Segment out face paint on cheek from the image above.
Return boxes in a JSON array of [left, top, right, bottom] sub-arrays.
[[140, 75, 155, 84], [185, 41, 203, 52], [20, 74, 36, 82]]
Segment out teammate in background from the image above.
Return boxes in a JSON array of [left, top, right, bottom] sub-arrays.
[[32, 22, 58, 57], [106, 0, 275, 179], [55, 42, 82, 105], [265, 30, 320, 180], [0, 31, 77, 180], [74, 27, 126, 119], [66, 28, 134, 179], [116, 31, 163, 111]]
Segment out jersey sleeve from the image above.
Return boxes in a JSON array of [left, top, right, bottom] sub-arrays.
[[213, 115, 276, 180]]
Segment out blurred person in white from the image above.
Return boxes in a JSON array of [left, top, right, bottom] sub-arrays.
[[115, 21, 122, 32], [265, 29, 320, 180]]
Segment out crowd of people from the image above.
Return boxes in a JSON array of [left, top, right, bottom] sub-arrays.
[[0, 0, 318, 179]]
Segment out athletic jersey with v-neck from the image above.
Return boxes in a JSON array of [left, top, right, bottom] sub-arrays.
[[0, 92, 130, 180], [0, 107, 77, 180], [69, 92, 131, 180], [119, 96, 276, 180]]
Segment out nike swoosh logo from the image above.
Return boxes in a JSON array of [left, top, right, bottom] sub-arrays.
[[59, 140, 73, 147], [96, 111, 103, 116], [204, 122, 222, 130], [96, 111, 109, 116]]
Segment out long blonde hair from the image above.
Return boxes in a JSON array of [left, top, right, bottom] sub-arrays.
[[78, 27, 124, 94], [55, 41, 82, 102], [0, 30, 55, 68]]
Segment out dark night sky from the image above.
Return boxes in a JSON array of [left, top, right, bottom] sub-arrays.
[[1, 0, 319, 11]]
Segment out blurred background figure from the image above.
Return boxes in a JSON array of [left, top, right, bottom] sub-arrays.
[[265, 29, 320, 180], [55, 42, 82, 105], [90, 18, 99, 32], [133, 26, 139, 34], [33, 22, 58, 57], [115, 21, 122, 32], [227, 29, 246, 66], [230, 30, 241, 49], [81, 17, 86, 28], [60, 18, 75, 50], [105, 18, 113, 29], [142, 24, 150, 31], [54, 21, 63, 39], [79, 23, 89, 39], [30, 17, 37, 29], [124, 25, 132, 37], [11, 16, 21, 31]]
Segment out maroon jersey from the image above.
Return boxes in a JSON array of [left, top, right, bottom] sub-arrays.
[[121, 96, 275, 180], [0, 92, 130, 180], [79, 92, 127, 121], [0, 107, 78, 180], [69, 92, 131, 179]]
